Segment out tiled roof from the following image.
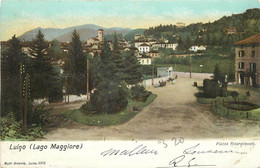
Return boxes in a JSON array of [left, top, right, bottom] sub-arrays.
[[234, 33, 260, 45], [139, 43, 150, 47]]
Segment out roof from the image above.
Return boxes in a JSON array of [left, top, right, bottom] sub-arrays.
[[149, 51, 158, 53], [140, 55, 151, 59], [129, 47, 138, 50], [139, 43, 150, 47], [234, 33, 260, 45]]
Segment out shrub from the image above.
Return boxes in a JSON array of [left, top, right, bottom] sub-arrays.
[[0, 112, 22, 140], [0, 112, 45, 140], [203, 79, 227, 98], [91, 85, 128, 114], [131, 85, 151, 102], [80, 102, 95, 115], [28, 102, 50, 125]]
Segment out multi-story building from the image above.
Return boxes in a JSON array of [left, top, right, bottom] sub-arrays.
[[138, 43, 150, 53], [234, 33, 260, 87], [139, 55, 152, 65]]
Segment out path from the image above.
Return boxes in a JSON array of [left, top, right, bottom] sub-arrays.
[[42, 78, 260, 140]]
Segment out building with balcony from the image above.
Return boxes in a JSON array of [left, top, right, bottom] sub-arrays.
[[234, 33, 260, 87]]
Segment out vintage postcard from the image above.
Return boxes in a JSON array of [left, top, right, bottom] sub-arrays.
[[1, 0, 260, 167]]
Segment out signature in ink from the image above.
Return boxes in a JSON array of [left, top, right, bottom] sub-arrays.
[[168, 155, 216, 168]]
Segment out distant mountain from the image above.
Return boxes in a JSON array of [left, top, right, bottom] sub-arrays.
[[18, 24, 133, 42]]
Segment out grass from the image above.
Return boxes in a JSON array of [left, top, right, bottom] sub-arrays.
[[155, 54, 234, 74], [62, 94, 157, 126], [195, 88, 248, 104], [195, 85, 260, 120], [212, 103, 260, 120], [228, 85, 260, 106]]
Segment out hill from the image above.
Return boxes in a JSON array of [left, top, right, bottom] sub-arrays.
[[18, 24, 132, 42], [124, 29, 145, 41], [144, 8, 260, 48]]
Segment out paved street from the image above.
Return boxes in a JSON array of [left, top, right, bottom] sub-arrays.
[[42, 78, 260, 140]]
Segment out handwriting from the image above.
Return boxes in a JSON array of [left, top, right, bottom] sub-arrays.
[[158, 139, 168, 148], [158, 142, 248, 168], [100, 144, 158, 157], [168, 155, 216, 168], [157, 154, 216, 168], [158, 137, 185, 148], [172, 137, 185, 146], [183, 143, 247, 155]]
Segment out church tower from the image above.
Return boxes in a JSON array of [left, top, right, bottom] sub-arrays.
[[98, 29, 104, 42]]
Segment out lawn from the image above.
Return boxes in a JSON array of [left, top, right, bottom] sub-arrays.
[[62, 94, 157, 126], [228, 85, 260, 106], [212, 103, 260, 120], [155, 54, 234, 74], [195, 84, 260, 120], [195, 86, 248, 104]]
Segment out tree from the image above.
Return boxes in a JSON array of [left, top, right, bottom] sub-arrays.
[[213, 64, 224, 83], [90, 42, 128, 114], [64, 29, 87, 96], [185, 35, 192, 50], [111, 33, 125, 81], [89, 52, 101, 88], [29, 30, 61, 101], [177, 36, 185, 51], [228, 64, 235, 82], [123, 51, 143, 85], [48, 39, 63, 61], [1, 35, 29, 119]]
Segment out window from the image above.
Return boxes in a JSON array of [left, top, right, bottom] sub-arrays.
[[238, 62, 244, 69], [238, 50, 245, 57], [142, 60, 144, 64], [251, 50, 255, 58], [147, 59, 149, 64], [250, 63, 256, 73]]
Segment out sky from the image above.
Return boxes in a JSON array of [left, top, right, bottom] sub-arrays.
[[0, 0, 259, 41]]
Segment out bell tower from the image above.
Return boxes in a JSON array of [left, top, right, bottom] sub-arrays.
[[98, 29, 104, 42]]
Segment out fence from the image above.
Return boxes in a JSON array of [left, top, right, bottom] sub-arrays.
[[142, 76, 171, 88], [142, 71, 213, 88], [173, 71, 213, 79], [212, 99, 252, 119]]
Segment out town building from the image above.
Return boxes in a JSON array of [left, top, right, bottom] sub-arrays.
[[134, 34, 142, 40], [189, 45, 207, 52], [139, 55, 152, 65], [86, 37, 100, 45], [223, 27, 237, 35], [189, 46, 199, 52], [234, 33, 260, 87], [151, 42, 178, 51], [60, 42, 70, 53], [148, 51, 160, 58], [138, 43, 150, 53], [86, 29, 104, 46], [197, 45, 207, 51], [176, 22, 185, 28]]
